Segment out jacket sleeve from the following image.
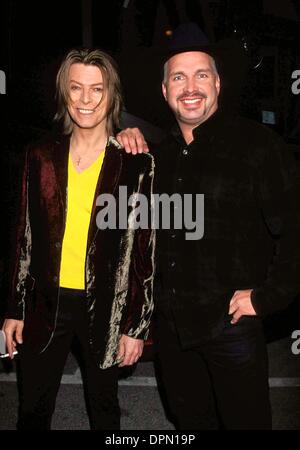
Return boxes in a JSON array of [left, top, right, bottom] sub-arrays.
[[251, 132, 300, 317], [120, 155, 155, 339], [5, 147, 32, 320]]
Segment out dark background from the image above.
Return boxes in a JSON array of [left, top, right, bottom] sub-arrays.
[[2, 0, 300, 133], [1, 0, 300, 337]]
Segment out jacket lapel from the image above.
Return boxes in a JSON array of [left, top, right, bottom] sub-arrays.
[[51, 135, 70, 217], [87, 140, 122, 248]]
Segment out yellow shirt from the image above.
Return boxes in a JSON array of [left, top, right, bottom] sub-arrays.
[[59, 150, 105, 289]]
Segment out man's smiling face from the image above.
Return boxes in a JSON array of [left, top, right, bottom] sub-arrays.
[[162, 51, 220, 128], [67, 63, 108, 132]]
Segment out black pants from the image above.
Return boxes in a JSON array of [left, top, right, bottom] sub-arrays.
[[16, 288, 120, 430], [156, 310, 272, 430]]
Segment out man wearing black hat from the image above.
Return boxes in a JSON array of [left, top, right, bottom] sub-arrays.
[[117, 23, 300, 430]]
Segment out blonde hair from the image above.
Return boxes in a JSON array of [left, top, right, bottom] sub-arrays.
[[54, 48, 123, 135]]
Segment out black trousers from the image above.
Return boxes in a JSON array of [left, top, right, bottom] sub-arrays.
[[16, 288, 120, 430], [156, 309, 272, 430]]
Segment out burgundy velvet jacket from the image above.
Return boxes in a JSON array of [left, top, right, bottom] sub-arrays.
[[6, 135, 155, 368]]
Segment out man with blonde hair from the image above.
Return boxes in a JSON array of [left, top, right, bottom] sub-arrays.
[[2, 48, 155, 430]]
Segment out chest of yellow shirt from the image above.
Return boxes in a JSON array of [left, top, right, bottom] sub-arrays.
[[59, 151, 105, 289]]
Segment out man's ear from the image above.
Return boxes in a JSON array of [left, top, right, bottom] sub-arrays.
[[162, 82, 167, 101]]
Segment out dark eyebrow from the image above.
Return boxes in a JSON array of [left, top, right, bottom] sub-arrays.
[[169, 68, 213, 78], [69, 80, 103, 86], [169, 71, 185, 78]]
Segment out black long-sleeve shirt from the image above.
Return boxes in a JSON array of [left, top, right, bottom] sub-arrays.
[[153, 109, 300, 349]]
